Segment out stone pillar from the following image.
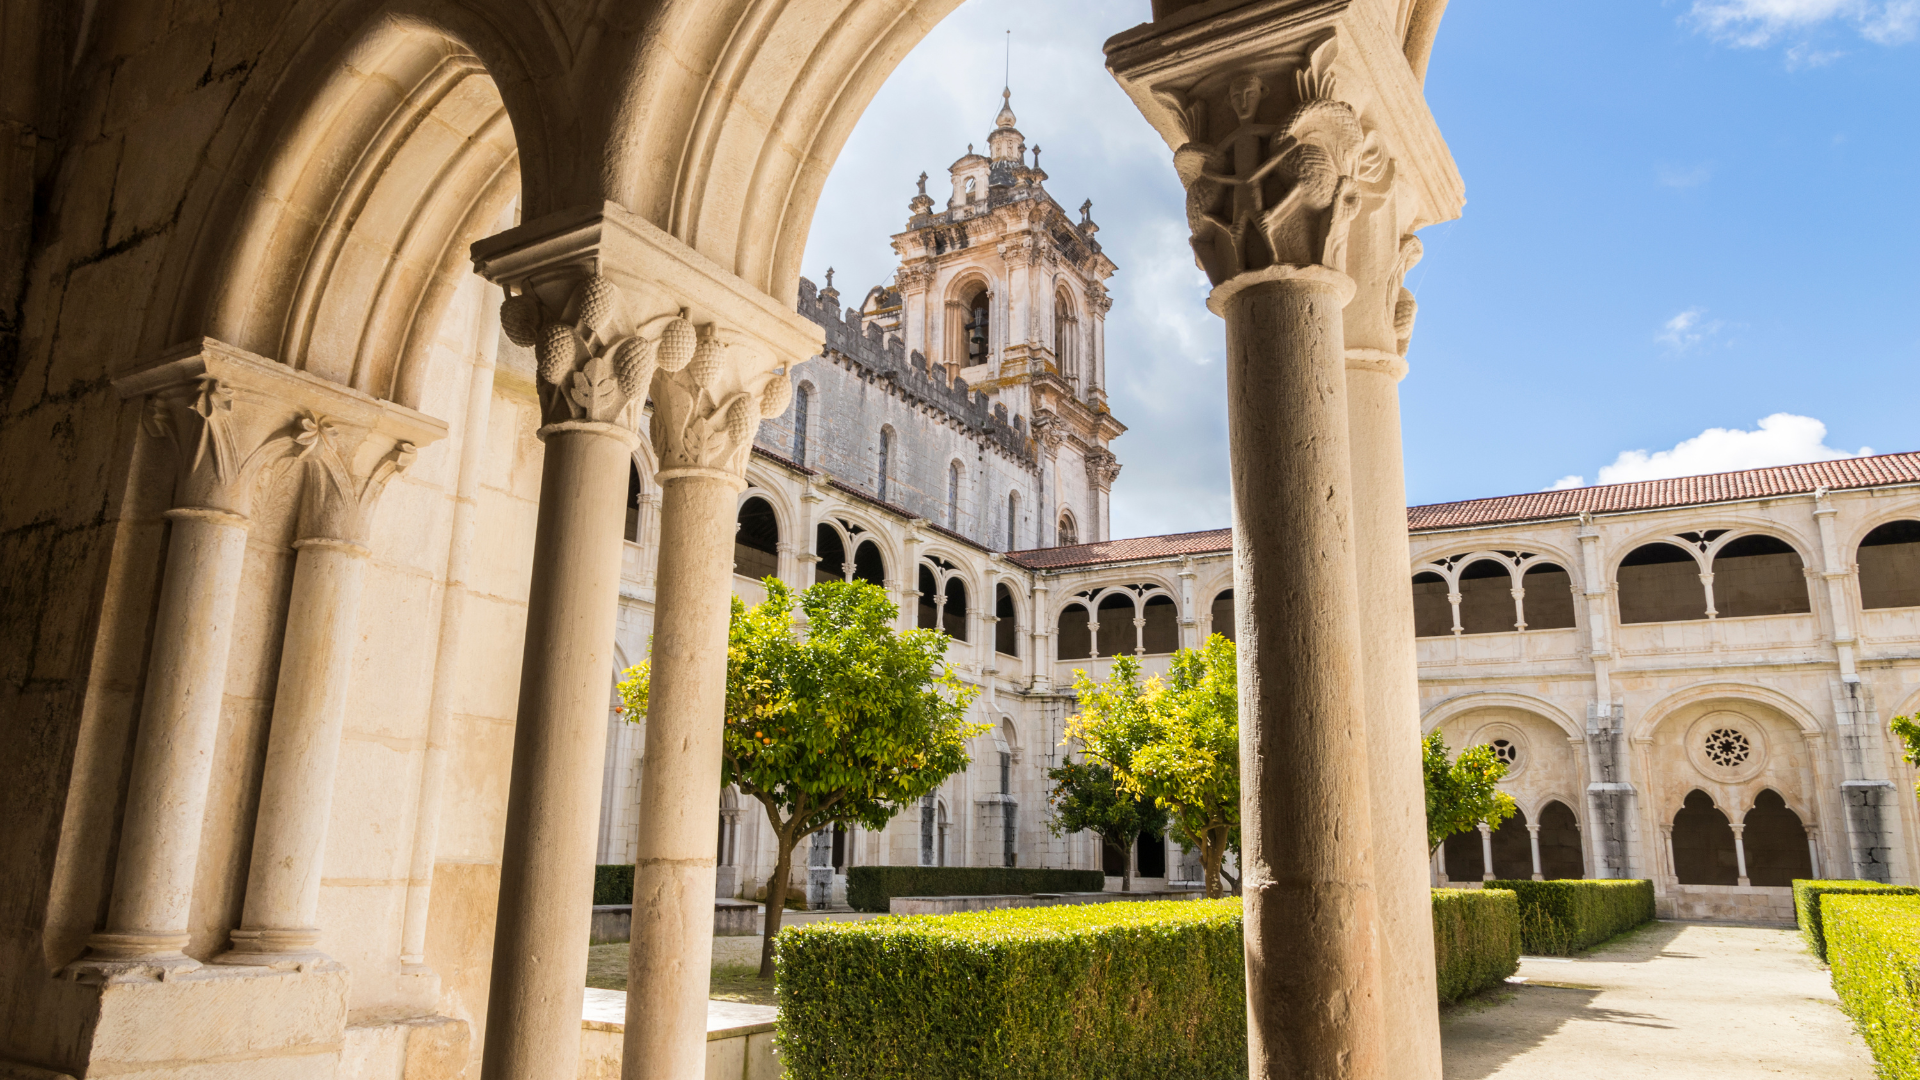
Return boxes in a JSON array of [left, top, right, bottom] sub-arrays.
[[1433, 844, 1447, 887], [1477, 823, 1494, 882], [1527, 825, 1543, 881], [1730, 823, 1750, 887], [471, 204, 820, 1080], [1030, 581, 1053, 691], [223, 415, 433, 966], [1109, 17, 1465, 1075], [1661, 824, 1677, 885]]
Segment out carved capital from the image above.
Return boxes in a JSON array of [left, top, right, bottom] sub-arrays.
[[289, 415, 420, 545], [1084, 447, 1123, 491], [116, 340, 447, 519], [1031, 410, 1065, 452]]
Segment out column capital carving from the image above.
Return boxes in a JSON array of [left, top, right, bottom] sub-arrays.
[[471, 202, 825, 476], [114, 339, 447, 518], [290, 415, 434, 546], [1084, 447, 1123, 492]]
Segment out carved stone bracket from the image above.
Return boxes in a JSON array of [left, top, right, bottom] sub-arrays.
[[289, 414, 427, 546], [1084, 447, 1123, 491]]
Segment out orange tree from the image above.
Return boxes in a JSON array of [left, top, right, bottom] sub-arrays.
[[618, 578, 981, 977], [1422, 731, 1517, 855]]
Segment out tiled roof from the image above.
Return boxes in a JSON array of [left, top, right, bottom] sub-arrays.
[[1005, 528, 1233, 570], [1406, 451, 1920, 532]]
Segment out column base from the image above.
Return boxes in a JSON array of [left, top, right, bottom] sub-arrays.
[[61, 931, 199, 982], [216, 927, 331, 969]]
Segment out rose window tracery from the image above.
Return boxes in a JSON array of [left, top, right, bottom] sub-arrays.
[[1703, 728, 1752, 769], [1491, 738, 1519, 768]]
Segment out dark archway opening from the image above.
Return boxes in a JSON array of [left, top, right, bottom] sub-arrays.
[[1211, 589, 1235, 643], [1538, 800, 1585, 880], [1097, 593, 1136, 657], [1458, 559, 1516, 634], [1056, 605, 1091, 660], [1860, 520, 1920, 609], [1712, 534, 1811, 617], [814, 524, 845, 583], [1142, 594, 1179, 653], [625, 461, 643, 542], [1522, 563, 1577, 630], [1489, 806, 1533, 880], [852, 540, 885, 587], [917, 566, 939, 630], [1411, 572, 1451, 637], [1442, 827, 1484, 882], [942, 578, 968, 640], [1673, 789, 1738, 885], [994, 584, 1018, 656], [1618, 543, 1706, 624], [1742, 789, 1813, 887], [733, 497, 779, 579]]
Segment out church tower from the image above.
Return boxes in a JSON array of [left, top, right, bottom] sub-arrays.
[[869, 91, 1124, 545]]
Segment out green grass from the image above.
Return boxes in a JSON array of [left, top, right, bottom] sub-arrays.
[[584, 942, 778, 1007]]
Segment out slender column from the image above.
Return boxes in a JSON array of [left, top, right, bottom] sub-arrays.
[[1527, 825, 1543, 880], [1661, 823, 1677, 885], [1030, 581, 1052, 691], [1477, 823, 1495, 881], [1131, 614, 1147, 655], [1434, 843, 1447, 886], [1808, 828, 1822, 878], [1730, 823, 1750, 887], [224, 419, 426, 966]]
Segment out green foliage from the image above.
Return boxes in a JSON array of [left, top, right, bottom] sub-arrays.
[[1423, 732, 1517, 854], [1894, 714, 1920, 799], [1823, 894, 1920, 1079], [618, 579, 984, 974], [1044, 759, 1166, 891], [1431, 888, 1521, 1002], [593, 864, 634, 907], [1065, 638, 1240, 897], [1484, 879, 1654, 955], [774, 899, 1248, 1080], [1793, 879, 1920, 961], [844, 867, 1108, 913]]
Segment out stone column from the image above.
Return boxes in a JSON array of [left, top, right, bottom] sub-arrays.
[[1030, 581, 1053, 691], [1730, 823, 1750, 887], [75, 342, 406, 978], [1477, 822, 1495, 881], [1527, 825, 1543, 881], [1433, 844, 1446, 886], [223, 414, 434, 966], [1661, 823, 1677, 885]]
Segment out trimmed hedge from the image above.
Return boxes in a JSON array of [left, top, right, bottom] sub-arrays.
[[845, 866, 1107, 913], [775, 899, 1245, 1080], [1485, 879, 1654, 955], [1432, 888, 1521, 1002], [1793, 879, 1920, 962], [594, 864, 634, 907], [1824, 894, 1920, 1079]]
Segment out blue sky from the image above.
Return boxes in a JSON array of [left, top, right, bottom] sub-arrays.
[[801, 1, 1920, 539]]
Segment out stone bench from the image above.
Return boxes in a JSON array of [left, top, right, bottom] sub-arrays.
[[889, 889, 1204, 915], [592, 899, 762, 943], [580, 989, 780, 1079]]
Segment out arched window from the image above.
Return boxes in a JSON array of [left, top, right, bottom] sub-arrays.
[[947, 461, 961, 530], [1441, 826, 1484, 882], [1672, 789, 1738, 885], [852, 540, 885, 587], [1488, 806, 1532, 880], [814, 524, 846, 584], [1058, 511, 1078, 547], [1860, 520, 1920, 609], [917, 566, 939, 630], [624, 460, 643, 543], [1054, 290, 1076, 383], [1618, 543, 1706, 624], [1411, 572, 1452, 637], [1458, 559, 1516, 634], [1711, 534, 1810, 617], [1006, 490, 1020, 551], [733, 497, 779, 580], [1521, 563, 1576, 630], [876, 428, 892, 502], [791, 384, 811, 465], [1742, 789, 1813, 887], [1056, 604, 1092, 660], [1142, 594, 1180, 654], [1210, 589, 1235, 643], [995, 584, 1019, 656], [1537, 801, 1584, 880], [1097, 593, 1137, 657], [943, 578, 969, 641]]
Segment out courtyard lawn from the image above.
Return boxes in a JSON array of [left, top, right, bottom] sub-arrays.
[[585, 940, 778, 1008]]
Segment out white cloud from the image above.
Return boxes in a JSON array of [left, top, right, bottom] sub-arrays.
[[1657, 307, 1724, 351], [1657, 163, 1713, 188], [1548, 414, 1873, 490], [1689, 0, 1919, 45]]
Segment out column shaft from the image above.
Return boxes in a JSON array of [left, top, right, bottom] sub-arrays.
[[1528, 825, 1543, 880], [1222, 269, 1383, 1080], [1344, 349, 1441, 1074], [1731, 824, 1750, 886], [1478, 824, 1494, 881], [482, 423, 633, 1080], [91, 508, 251, 967], [622, 471, 739, 1080], [224, 538, 369, 963]]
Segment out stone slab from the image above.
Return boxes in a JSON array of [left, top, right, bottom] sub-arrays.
[[579, 989, 779, 1080]]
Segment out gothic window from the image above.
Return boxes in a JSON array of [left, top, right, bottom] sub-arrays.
[[814, 524, 846, 584], [1457, 559, 1515, 634], [943, 578, 969, 641], [1521, 563, 1577, 630], [1711, 534, 1811, 617], [1672, 790, 1738, 886], [1056, 604, 1092, 660], [917, 565, 940, 630], [1860, 520, 1920, 609], [1741, 789, 1813, 887], [1490, 739, 1519, 768], [947, 461, 961, 530], [1618, 542, 1707, 624], [1142, 594, 1179, 654], [791, 384, 810, 465], [1411, 572, 1452, 637], [995, 584, 1018, 657], [1058, 510, 1078, 546], [1097, 593, 1137, 657], [624, 461, 643, 543], [1210, 589, 1235, 643], [853, 541, 886, 587], [1006, 491, 1020, 550], [1054, 290, 1076, 384], [876, 427, 892, 502], [1537, 801, 1585, 880], [1488, 806, 1532, 880], [733, 497, 779, 580]]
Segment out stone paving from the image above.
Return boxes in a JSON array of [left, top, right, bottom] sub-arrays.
[[1441, 920, 1875, 1079]]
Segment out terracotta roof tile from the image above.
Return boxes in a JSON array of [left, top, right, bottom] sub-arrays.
[[1006, 528, 1233, 570], [1406, 451, 1920, 532]]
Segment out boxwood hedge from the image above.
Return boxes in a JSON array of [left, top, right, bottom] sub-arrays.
[[1432, 888, 1521, 1002], [1485, 879, 1653, 955], [1793, 879, 1920, 961], [1824, 893, 1920, 1079], [845, 866, 1107, 913], [774, 899, 1245, 1080], [594, 864, 634, 906]]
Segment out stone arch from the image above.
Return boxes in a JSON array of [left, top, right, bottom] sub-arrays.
[[946, 458, 964, 530], [994, 581, 1021, 657], [1705, 532, 1812, 618], [732, 495, 780, 581], [1632, 681, 1825, 744], [1536, 799, 1585, 880], [1410, 570, 1450, 637], [945, 271, 995, 373], [1456, 557, 1517, 635], [1422, 690, 1586, 742], [1672, 790, 1738, 886], [813, 521, 849, 583], [1741, 788, 1814, 887], [1520, 561, 1577, 630], [1858, 519, 1920, 610], [1615, 540, 1708, 624], [1056, 600, 1094, 661], [1058, 508, 1079, 546], [1142, 594, 1180, 654], [851, 538, 887, 587]]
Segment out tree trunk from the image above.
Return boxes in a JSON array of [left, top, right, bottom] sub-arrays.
[[1201, 837, 1223, 900], [1122, 832, 1133, 893], [758, 831, 797, 979]]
